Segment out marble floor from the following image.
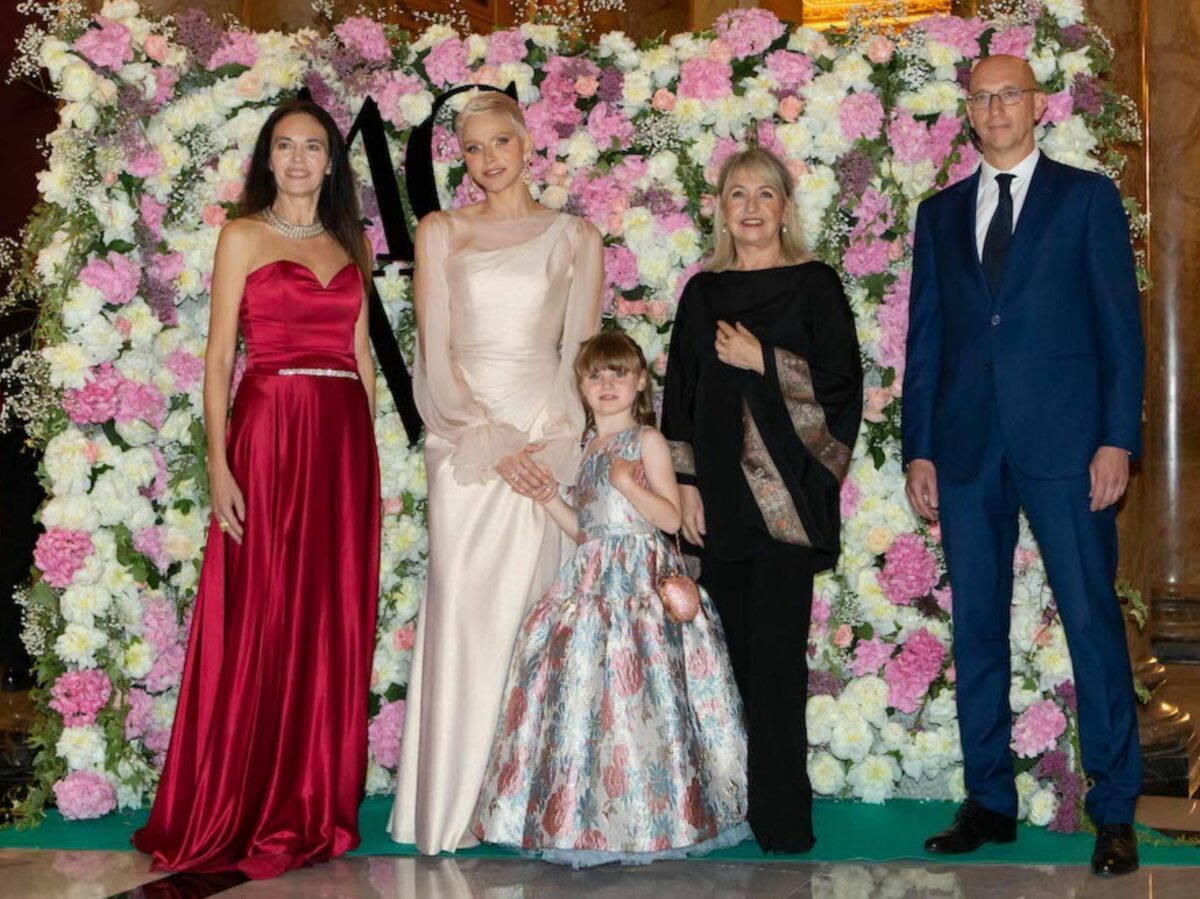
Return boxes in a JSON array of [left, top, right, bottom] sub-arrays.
[[2, 851, 1200, 899]]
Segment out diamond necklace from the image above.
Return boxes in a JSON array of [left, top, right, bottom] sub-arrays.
[[263, 205, 325, 240]]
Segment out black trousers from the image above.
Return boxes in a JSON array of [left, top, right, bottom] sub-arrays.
[[701, 540, 816, 852]]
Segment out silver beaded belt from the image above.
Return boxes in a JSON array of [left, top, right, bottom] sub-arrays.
[[277, 368, 358, 380]]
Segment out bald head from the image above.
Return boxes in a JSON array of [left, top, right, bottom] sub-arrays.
[[967, 54, 1047, 169]]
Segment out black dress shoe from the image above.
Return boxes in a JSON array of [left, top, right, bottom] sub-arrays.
[[1092, 824, 1138, 876], [924, 800, 1017, 854]]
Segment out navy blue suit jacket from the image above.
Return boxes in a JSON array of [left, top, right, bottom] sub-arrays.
[[902, 154, 1144, 484]]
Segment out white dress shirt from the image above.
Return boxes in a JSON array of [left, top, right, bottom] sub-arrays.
[[975, 148, 1040, 260]]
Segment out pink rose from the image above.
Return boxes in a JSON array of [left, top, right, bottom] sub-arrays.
[[833, 624, 853, 649], [575, 74, 598, 97], [471, 64, 500, 86], [143, 34, 168, 63], [394, 622, 416, 651], [545, 161, 569, 187], [201, 204, 227, 227], [866, 35, 895, 64], [863, 386, 894, 423], [651, 88, 676, 112], [707, 39, 734, 64], [646, 299, 669, 325], [778, 94, 804, 122]]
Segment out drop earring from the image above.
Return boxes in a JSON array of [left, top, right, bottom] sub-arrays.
[[522, 158, 533, 187]]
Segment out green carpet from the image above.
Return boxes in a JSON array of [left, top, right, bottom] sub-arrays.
[[2, 797, 1198, 866]]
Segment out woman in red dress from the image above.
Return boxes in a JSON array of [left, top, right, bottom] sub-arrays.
[[132, 99, 380, 879]]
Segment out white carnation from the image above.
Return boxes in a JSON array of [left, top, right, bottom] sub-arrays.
[[56, 725, 107, 770], [847, 754, 900, 803], [60, 582, 113, 626], [122, 639, 156, 679], [44, 429, 94, 496], [54, 623, 109, 668], [1027, 787, 1059, 826], [830, 716, 874, 763], [808, 750, 847, 795]]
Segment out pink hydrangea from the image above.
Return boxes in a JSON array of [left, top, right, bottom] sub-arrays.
[[678, 57, 733, 101], [840, 477, 861, 518], [166, 347, 204, 393], [125, 148, 163, 179], [840, 92, 886, 141], [850, 188, 894, 240], [878, 533, 940, 605], [1043, 90, 1074, 125], [34, 528, 94, 588], [843, 236, 890, 277], [152, 67, 178, 107], [206, 31, 259, 70], [810, 595, 831, 638], [53, 770, 117, 820], [142, 643, 184, 693], [586, 103, 634, 150], [148, 251, 184, 286], [988, 25, 1035, 59], [755, 119, 785, 158], [334, 16, 391, 63], [945, 141, 980, 187], [877, 270, 911, 372], [139, 195, 166, 238], [765, 50, 813, 89], [122, 687, 154, 740], [141, 597, 179, 654], [79, 252, 141, 306], [423, 37, 469, 87], [486, 30, 527, 66], [368, 700, 406, 769], [927, 113, 964, 168], [1012, 699, 1068, 758], [604, 245, 639, 292], [73, 17, 133, 70], [49, 670, 112, 726], [919, 14, 988, 58], [714, 8, 786, 59], [888, 112, 931, 165], [116, 378, 167, 428], [883, 628, 946, 712], [63, 364, 122, 425], [133, 526, 169, 573], [849, 636, 894, 677], [369, 71, 424, 127]]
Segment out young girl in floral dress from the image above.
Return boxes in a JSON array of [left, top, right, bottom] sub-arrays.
[[472, 332, 750, 866]]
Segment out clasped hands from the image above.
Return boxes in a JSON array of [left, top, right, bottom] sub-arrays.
[[715, 320, 765, 375], [496, 443, 558, 500]]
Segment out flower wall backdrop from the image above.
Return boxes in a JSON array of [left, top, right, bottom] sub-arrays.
[[1, 0, 1145, 827]]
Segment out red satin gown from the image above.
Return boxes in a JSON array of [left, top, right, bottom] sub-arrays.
[[132, 259, 381, 879]]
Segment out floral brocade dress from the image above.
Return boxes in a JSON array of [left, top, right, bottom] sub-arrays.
[[472, 426, 750, 866]]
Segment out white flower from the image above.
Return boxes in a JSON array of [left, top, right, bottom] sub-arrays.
[[55, 623, 108, 668], [847, 754, 900, 803], [101, 0, 141, 19], [923, 39, 962, 69], [464, 33, 488, 65], [806, 693, 839, 743], [808, 750, 847, 795], [564, 131, 599, 169], [497, 63, 535, 103], [44, 429, 94, 496], [1044, 0, 1085, 26], [621, 70, 652, 108], [1027, 787, 1059, 826], [1042, 115, 1099, 170], [788, 27, 829, 56], [1059, 48, 1092, 81], [36, 229, 73, 282], [841, 676, 889, 728], [56, 725, 107, 770], [1016, 771, 1039, 818], [60, 583, 113, 626], [834, 54, 874, 92], [76, 316, 124, 367], [1029, 46, 1059, 84], [60, 62, 98, 104], [598, 31, 639, 69], [830, 716, 874, 763], [43, 343, 92, 389], [520, 23, 559, 51], [876, 721, 908, 752], [40, 494, 100, 532], [122, 639, 156, 679], [365, 760, 392, 794]]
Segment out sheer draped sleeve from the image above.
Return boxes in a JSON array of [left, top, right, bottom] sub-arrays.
[[527, 218, 603, 483], [413, 211, 526, 483], [412, 211, 601, 486]]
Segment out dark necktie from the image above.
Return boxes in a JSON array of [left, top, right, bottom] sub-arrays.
[[982, 173, 1015, 296]]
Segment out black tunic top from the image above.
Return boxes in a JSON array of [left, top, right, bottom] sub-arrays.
[[661, 262, 863, 570]]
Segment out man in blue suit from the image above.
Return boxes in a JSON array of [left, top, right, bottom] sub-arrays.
[[902, 55, 1143, 876]]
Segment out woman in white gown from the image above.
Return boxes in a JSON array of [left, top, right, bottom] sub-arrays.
[[389, 91, 603, 854]]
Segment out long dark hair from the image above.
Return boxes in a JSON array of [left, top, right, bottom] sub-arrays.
[[241, 99, 372, 280]]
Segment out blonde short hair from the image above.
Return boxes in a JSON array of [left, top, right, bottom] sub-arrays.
[[706, 147, 811, 273], [454, 91, 531, 151]]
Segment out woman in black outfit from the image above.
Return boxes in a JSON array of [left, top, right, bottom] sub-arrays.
[[662, 147, 863, 853]]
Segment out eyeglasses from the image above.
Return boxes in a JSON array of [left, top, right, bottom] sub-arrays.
[[966, 88, 1038, 109]]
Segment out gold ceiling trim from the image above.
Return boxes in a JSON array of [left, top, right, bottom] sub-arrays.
[[802, 0, 955, 30]]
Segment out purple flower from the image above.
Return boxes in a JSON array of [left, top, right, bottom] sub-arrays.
[[808, 669, 846, 697], [836, 150, 874, 199], [1072, 74, 1103, 117], [597, 67, 624, 104], [1060, 24, 1091, 51], [173, 9, 224, 67]]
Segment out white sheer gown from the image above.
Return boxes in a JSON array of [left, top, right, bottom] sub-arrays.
[[389, 208, 603, 854]]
